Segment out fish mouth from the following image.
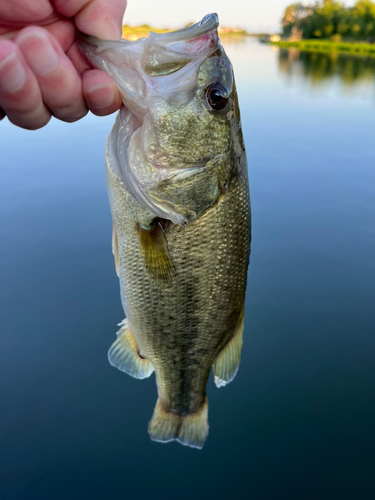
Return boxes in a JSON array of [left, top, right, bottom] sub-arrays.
[[77, 13, 221, 117], [76, 13, 219, 71], [146, 13, 219, 43]]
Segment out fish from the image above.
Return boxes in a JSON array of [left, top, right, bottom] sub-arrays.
[[78, 13, 251, 449]]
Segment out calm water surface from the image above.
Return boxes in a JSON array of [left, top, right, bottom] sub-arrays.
[[1, 40, 375, 499]]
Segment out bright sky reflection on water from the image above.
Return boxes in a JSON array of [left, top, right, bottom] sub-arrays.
[[1, 39, 374, 500]]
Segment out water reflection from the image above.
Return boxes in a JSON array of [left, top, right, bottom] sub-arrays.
[[278, 48, 375, 87]]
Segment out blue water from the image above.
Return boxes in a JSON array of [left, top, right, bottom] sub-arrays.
[[1, 40, 374, 499]]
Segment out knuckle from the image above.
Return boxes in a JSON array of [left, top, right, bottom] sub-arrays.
[[63, 108, 89, 123], [6, 101, 51, 130], [8, 112, 51, 130], [90, 105, 117, 117], [47, 81, 82, 111], [53, 104, 88, 123], [1, 87, 44, 115]]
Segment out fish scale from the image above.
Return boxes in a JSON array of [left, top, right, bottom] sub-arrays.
[[107, 153, 250, 415], [78, 13, 251, 448]]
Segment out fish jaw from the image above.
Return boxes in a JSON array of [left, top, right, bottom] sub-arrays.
[[105, 107, 191, 224], [78, 14, 237, 225]]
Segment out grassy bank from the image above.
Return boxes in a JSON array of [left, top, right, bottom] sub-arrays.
[[270, 40, 375, 57], [122, 24, 171, 40]]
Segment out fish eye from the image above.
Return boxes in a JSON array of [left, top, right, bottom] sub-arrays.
[[205, 83, 229, 111]]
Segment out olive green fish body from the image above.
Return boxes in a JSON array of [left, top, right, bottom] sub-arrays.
[[78, 13, 251, 448], [107, 145, 250, 417]]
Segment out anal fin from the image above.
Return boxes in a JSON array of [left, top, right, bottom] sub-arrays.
[[213, 308, 245, 388], [148, 397, 209, 449], [108, 319, 154, 379]]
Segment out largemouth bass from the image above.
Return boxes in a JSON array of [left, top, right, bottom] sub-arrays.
[[78, 13, 251, 449]]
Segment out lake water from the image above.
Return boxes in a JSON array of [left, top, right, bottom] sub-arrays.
[[1, 39, 374, 499]]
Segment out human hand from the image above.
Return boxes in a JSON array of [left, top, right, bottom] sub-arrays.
[[0, 0, 126, 129]]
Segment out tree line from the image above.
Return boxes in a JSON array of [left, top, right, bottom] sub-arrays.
[[282, 0, 375, 41]]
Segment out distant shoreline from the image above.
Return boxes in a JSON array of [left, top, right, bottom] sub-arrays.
[[121, 24, 262, 41], [270, 40, 375, 58]]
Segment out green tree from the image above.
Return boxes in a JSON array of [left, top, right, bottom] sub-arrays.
[[351, 0, 375, 40], [302, 1, 346, 38], [280, 0, 375, 40], [281, 3, 312, 36]]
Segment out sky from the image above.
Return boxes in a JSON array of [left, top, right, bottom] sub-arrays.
[[124, 0, 356, 34]]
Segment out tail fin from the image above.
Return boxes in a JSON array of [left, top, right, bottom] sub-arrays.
[[148, 398, 209, 449]]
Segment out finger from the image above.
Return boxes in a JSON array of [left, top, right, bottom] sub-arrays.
[[43, 18, 77, 53], [16, 27, 88, 123], [0, 1, 58, 29], [66, 40, 92, 75], [82, 69, 122, 116], [45, 21, 92, 79], [53, 0, 127, 40], [0, 40, 51, 129], [0, 106, 5, 120], [68, 43, 122, 117]]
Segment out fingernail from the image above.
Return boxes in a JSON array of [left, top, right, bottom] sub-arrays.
[[18, 32, 59, 76], [86, 83, 114, 109], [0, 51, 26, 93]]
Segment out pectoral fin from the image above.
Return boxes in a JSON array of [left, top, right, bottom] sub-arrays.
[[112, 222, 120, 277], [213, 308, 245, 388], [138, 220, 174, 280], [108, 319, 154, 379]]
